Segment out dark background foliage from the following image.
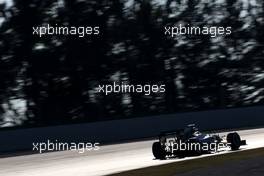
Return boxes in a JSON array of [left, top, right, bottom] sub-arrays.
[[0, 0, 264, 128]]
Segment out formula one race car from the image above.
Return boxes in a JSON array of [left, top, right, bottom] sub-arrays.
[[152, 124, 247, 159]]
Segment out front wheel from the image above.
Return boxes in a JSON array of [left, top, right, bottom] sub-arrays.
[[227, 132, 241, 150], [152, 142, 166, 159]]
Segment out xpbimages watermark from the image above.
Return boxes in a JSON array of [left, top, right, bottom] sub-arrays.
[[32, 140, 100, 153], [32, 24, 100, 37], [165, 141, 228, 153], [97, 82, 166, 95], [164, 24, 232, 38]]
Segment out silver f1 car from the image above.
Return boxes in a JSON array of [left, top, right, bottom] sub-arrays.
[[152, 124, 247, 159]]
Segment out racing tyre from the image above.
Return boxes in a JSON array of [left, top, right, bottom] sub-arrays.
[[227, 132, 241, 150], [152, 142, 166, 159]]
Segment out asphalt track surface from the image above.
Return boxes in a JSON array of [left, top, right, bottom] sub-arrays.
[[0, 128, 264, 176]]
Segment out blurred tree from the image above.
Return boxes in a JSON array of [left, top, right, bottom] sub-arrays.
[[0, 0, 264, 127]]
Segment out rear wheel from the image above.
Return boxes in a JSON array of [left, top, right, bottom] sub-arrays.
[[227, 132, 241, 150], [152, 142, 166, 159]]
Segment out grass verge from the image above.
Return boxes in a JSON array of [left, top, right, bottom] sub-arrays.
[[108, 147, 264, 176]]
